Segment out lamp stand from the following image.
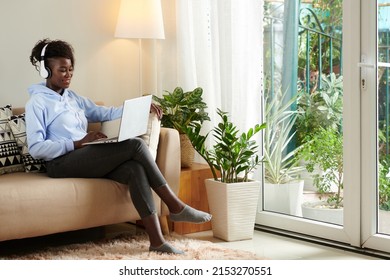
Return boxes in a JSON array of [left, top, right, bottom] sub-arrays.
[[138, 38, 143, 97]]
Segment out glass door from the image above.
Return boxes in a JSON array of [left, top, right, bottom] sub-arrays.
[[378, 1, 390, 236], [258, 0, 356, 245], [360, 0, 390, 252], [258, 0, 390, 254]]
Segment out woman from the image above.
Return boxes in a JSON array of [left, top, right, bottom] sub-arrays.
[[25, 38, 211, 254]]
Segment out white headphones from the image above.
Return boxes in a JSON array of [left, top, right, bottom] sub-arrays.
[[39, 44, 51, 79]]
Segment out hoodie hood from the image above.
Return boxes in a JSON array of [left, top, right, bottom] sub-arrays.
[[28, 83, 68, 100]]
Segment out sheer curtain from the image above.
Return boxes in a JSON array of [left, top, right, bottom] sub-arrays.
[[175, 0, 264, 152]]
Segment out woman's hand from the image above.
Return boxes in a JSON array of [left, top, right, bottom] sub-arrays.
[[150, 103, 163, 120], [73, 131, 107, 149]]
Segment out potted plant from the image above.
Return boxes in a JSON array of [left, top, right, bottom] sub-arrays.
[[263, 92, 305, 216], [296, 73, 343, 143], [299, 127, 344, 225], [378, 157, 390, 231], [379, 156, 390, 211], [152, 87, 210, 167], [295, 73, 343, 191], [184, 109, 265, 241]]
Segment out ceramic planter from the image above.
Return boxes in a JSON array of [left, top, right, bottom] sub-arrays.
[[298, 167, 318, 192], [205, 179, 260, 242], [263, 180, 304, 216], [301, 201, 343, 225]]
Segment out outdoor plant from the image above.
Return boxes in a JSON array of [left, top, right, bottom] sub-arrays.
[[296, 73, 343, 146], [379, 157, 390, 211], [152, 87, 210, 134], [264, 92, 305, 184], [183, 109, 265, 183], [298, 127, 343, 209], [315, 73, 343, 124]]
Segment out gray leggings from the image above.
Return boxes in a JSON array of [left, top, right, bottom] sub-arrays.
[[46, 138, 167, 218]]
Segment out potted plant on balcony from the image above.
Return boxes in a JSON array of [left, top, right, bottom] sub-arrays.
[[184, 109, 265, 241], [299, 127, 344, 225], [153, 87, 210, 167], [379, 156, 390, 211], [295, 73, 343, 191], [378, 156, 390, 230], [263, 92, 305, 216]]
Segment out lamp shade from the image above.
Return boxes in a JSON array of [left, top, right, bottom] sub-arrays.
[[115, 0, 165, 39]]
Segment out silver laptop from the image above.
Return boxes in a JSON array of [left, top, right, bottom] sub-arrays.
[[83, 95, 152, 145]]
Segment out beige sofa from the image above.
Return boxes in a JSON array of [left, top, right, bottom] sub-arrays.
[[0, 107, 181, 242]]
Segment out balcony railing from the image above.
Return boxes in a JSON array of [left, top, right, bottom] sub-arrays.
[[263, 6, 342, 98]]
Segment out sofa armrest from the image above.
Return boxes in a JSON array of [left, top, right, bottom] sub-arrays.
[[156, 128, 180, 215]]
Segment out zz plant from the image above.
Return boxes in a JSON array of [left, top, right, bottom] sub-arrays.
[[184, 109, 265, 183]]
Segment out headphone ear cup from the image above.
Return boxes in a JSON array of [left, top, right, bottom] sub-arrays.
[[39, 43, 51, 79], [45, 66, 52, 78], [39, 60, 51, 79]]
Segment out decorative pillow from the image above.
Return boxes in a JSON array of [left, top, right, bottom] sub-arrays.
[[139, 112, 161, 160], [8, 113, 46, 173], [0, 105, 25, 175]]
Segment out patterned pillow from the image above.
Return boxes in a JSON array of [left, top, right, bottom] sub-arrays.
[[0, 105, 25, 174], [8, 114, 46, 173]]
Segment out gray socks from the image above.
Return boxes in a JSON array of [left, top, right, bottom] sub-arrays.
[[149, 242, 184, 254], [169, 205, 212, 224]]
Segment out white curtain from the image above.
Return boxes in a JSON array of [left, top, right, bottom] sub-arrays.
[[175, 0, 264, 149]]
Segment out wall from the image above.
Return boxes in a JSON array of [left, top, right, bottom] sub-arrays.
[[0, 0, 176, 108]]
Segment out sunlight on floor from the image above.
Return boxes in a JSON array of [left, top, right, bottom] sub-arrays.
[[184, 230, 380, 260]]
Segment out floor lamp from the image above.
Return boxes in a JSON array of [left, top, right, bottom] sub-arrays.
[[114, 0, 165, 96]]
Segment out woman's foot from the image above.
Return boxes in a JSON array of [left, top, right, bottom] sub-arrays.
[[169, 205, 212, 224], [149, 242, 184, 254]]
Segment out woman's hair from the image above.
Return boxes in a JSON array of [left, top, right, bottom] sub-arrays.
[[29, 38, 75, 70]]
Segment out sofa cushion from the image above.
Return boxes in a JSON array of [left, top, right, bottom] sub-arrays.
[[0, 172, 161, 241], [8, 113, 46, 173], [0, 105, 24, 175]]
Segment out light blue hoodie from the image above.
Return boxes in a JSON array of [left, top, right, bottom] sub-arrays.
[[25, 83, 123, 161]]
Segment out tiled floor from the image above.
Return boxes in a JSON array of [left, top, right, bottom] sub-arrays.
[[184, 229, 383, 260]]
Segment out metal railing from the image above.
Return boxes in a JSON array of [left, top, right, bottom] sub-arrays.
[[263, 6, 342, 97], [298, 7, 343, 93]]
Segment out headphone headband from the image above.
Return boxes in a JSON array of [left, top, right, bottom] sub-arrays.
[[40, 43, 49, 59], [39, 44, 50, 79]]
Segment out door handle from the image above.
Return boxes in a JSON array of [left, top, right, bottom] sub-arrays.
[[358, 55, 375, 90], [357, 62, 376, 68]]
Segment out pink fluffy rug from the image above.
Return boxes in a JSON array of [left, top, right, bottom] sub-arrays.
[[4, 233, 262, 260]]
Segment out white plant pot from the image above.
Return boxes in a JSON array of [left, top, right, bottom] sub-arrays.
[[298, 169, 317, 192], [298, 161, 340, 192], [263, 180, 304, 216], [301, 201, 343, 225], [205, 179, 260, 242], [297, 160, 317, 192]]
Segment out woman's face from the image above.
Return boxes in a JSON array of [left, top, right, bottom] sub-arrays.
[[46, 57, 73, 94]]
